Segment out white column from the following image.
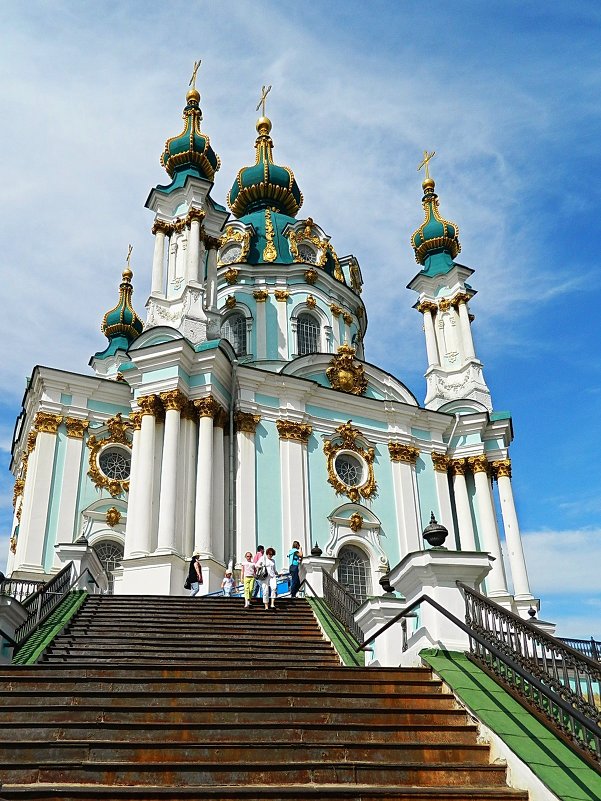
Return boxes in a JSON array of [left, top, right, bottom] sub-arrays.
[[389, 445, 421, 556], [15, 415, 62, 574], [53, 419, 88, 563], [194, 397, 218, 557], [206, 247, 218, 311], [331, 308, 341, 350], [469, 455, 508, 596], [151, 222, 168, 295], [494, 460, 531, 599], [235, 412, 259, 563], [156, 391, 186, 554], [253, 290, 268, 359], [420, 303, 439, 368], [167, 236, 177, 287], [132, 396, 159, 557], [451, 461, 477, 551], [278, 423, 311, 555], [275, 290, 289, 359], [181, 405, 197, 559], [456, 297, 476, 360], [186, 211, 202, 284], [431, 453, 456, 544], [124, 415, 142, 559], [212, 413, 226, 564], [343, 314, 352, 345]]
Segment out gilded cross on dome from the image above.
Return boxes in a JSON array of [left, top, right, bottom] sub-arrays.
[[126, 244, 133, 267], [417, 150, 436, 179], [189, 59, 201, 90], [256, 84, 272, 116]]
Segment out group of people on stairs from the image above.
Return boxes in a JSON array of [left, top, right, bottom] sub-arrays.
[[186, 541, 303, 608]]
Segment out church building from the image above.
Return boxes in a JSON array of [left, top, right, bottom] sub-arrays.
[[6, 73, 536, 618]]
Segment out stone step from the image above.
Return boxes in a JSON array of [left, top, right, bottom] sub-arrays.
[[48, 636, 335, 649], [0, 742, 492, 765], [40, 653, 340, 665], [0, 783, 529, 800], [0, 761, 512, 787]]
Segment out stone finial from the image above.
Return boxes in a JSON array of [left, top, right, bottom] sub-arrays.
[[422, 512, 448, 548]]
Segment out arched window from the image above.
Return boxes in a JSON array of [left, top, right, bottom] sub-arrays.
[[338, 544, 371, 601], [92, 540, 124, 595], [297, 313, 320, 356], [221, 312, 247, 356]]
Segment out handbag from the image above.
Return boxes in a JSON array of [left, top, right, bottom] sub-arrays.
[[255, 560, 268, 581], [184, 577, 191, 590]]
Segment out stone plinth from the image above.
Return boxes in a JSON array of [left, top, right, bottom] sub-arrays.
[[354, 595, 408, 667], [299, 556, 337, 597]]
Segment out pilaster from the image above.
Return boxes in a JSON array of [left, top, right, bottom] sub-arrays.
[[235, 411, 261, 562], [388, 443, 421, 556], [277, 420, 312, 555]]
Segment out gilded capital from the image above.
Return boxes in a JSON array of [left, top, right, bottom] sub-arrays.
[[152, 219, 172, 236], [65, 417, 89, 439], [343, 312, 353, 326], [186, 206, 205, 224], [431, 452, 450, 472], [137, 394, 162, 418], [181, 401, 198, 422], [330, 303, 342, 317], [492, 458, 512, 479], [468, 454, 490, 474], [438, 298, 451, 312], [305, 268, 318, 285], [129, 411, 143, 430], [417, 300, 437, 314], [450, 458, 467, 476], [213, 407, 229, 429], [34, 412, 63, 435], [194, 396, 221, 419], [235, 411, 261, 433], [253, 289, 269, 302], [274, 289, 290, 302], [452, 291, 471, 307], [224, 268, 239, 285], [388, 443, 420, 463], [276, 420, 313, 442], [12, 478, 25, 508], [160, 389, 188, 413]]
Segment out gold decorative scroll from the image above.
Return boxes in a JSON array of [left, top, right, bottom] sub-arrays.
[[349, 512, 363, 533], [253, 289, 269, 302], [194, 396, 221, 419], [468, 454, 490, 474], [326, 344, 367, 396], [323, 420, 377, 503], [87, 416, 133, 498], [262, 209, 277, 262], [388, 443, 420, 464], [276, 420, 313, 442], [160, 390, 188, 413], [105, 507, 122, 528], [218, 225, 251, 266], [431, 452, 450, 472], [65, 418, 89, 440], [330, 303, 342, 317], [34, 412, 62, 434], [12, 478, 25, 508], [492, 458, 512, 479], [235, 411, 261, 433]]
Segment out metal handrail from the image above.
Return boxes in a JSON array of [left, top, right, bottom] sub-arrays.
[[355, 586, 601, 766], [13, 562, 76, 646], [0, 578, 44, 604], [559, 637, 601, 662], [299, 577, 361, 654], [321, 570, 363, 644]]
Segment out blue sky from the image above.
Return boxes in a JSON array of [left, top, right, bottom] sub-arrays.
[[1, 1, 599, 636]]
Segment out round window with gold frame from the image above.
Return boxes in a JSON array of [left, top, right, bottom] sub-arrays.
[[334, 451, 365, 488]]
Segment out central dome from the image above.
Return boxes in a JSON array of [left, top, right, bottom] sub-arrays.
[[228, 117, 303, 218]]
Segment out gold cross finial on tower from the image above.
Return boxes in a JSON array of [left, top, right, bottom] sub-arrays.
[[126, 244, 133, 267], [256, 84, 272, 116], [189, 59, 201, 90], [417, 150, 436, 180]]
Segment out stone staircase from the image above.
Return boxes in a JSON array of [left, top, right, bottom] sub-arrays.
[[0, 594, 528, 800]]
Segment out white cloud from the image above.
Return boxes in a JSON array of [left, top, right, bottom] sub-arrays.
[[522, 529, 601, 595]]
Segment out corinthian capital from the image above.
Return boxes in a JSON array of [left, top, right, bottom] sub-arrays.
[[431, 452, 450, 472], [137, 394, 162, 418], [160, 389, 188, 412], [468, 454, 490, 474], [450, 458, 467, 476], [34, 412, 63, 434], [65, 417, 89, 439], [276, 420, 313, 442], [194, 396, 221, 419], [388, 443, 420, 463], [235, 411, 261, 433], [492, 458, 512, 479]]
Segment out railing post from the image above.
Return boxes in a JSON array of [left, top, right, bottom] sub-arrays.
[[592, 637, 599, 662]]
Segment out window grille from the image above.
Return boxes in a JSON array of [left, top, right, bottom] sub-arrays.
[[221, 313, 247, 356], [98, 447, 131, 481], [338, 545, 371, 601], [297, 313, 320, 355], [93, 541, 124, 595]]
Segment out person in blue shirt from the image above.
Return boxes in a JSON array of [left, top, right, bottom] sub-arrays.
[[287, 540, 303, 598]]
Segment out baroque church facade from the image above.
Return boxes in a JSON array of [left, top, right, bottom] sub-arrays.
[[6, 75, 536, 616]]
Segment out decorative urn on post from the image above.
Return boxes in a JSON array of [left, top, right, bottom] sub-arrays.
[[311, 542, 323, 557], [422, 512, 449, 548]]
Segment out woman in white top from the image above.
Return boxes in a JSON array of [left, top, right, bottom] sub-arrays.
[[241, 551, 256, 608], [260, 547, 278, 610]]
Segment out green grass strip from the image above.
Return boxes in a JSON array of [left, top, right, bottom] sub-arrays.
[[421, 648, 601, 801], [307, 597, 363, 667], [12, 590, 89, 665]]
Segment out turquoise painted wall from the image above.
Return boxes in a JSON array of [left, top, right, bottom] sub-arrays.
[[371, 445, 400, 567], [307, 428, 339, 548], [87, 400, 131, 415], [415, 455, 440, 532], [305, 404, 387, 430], [42, 429, 67, 570]]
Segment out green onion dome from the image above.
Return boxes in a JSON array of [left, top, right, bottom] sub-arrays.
[[161, 87, 221, 181], [101, 268, 144, 350], [411, 177, 461, 271], [228, 116, 303, 218]]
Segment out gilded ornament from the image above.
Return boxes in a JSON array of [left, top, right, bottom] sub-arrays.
[[186, 206, 205, 225], [26, 431, 37, 454], [225, 295, 237, 310], [306, 295, 317, 309], [349, 512, 363, 533], [276, 420, 313, 442], [343, 313, 353, 326], [65, 417, 89, 440], [105, 507, 122, 528], [9, 536, 17, 554], [468, 454, 490, 474], [388, 443, 420, 464], [349, 262, 362, 294], [172, 218, 187, 234], [12, 479, 25, 508], [129, 411, 143, 430], [160, 390, 188, 412], [252, 289, 268, 302], [152, 219, 173, 236], [218, 225, 251, 266], [235, 411, 261, 433], [34, 412, 62, 435], [431, 452, 450, 472], [304, 269, 318, 285], [330, 304, 342, 317], [326, 344, 368, 396], [194, 396, 221, 419], [356, 306, 364, 319], [452, 291, 470, 308], [181, 401, 198, 422], [137, 395, 162, 418], [213, 407, 229, 429], [274, 289, 290, 302], [262, 209, 278, 263], [106, 413, 132, 444], [87, 419, 132, 498], [323, 421, 377, 503], [224, 268, 239, 285], [492, 458, 512, 479], [115, 372, 126, 383], [438, 298, 451, 312], [450, 459, 468, 476], [416, 300, 437, 314], [287, 224, 327, 267]]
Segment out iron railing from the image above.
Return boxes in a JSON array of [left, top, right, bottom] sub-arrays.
[[0, 578, 44, 605], [355, 587, 601, 767], [13, 562, 75, 646], [462, 582, 601, 764], [322, 569, 363, 644], [559, 637, 601, 662]]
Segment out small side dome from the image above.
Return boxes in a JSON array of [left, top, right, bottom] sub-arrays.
[[161, 85, 221, 181], [411, 176, 461, 268], [101, 268, 144, 349], [228, 115, 303, 218]]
